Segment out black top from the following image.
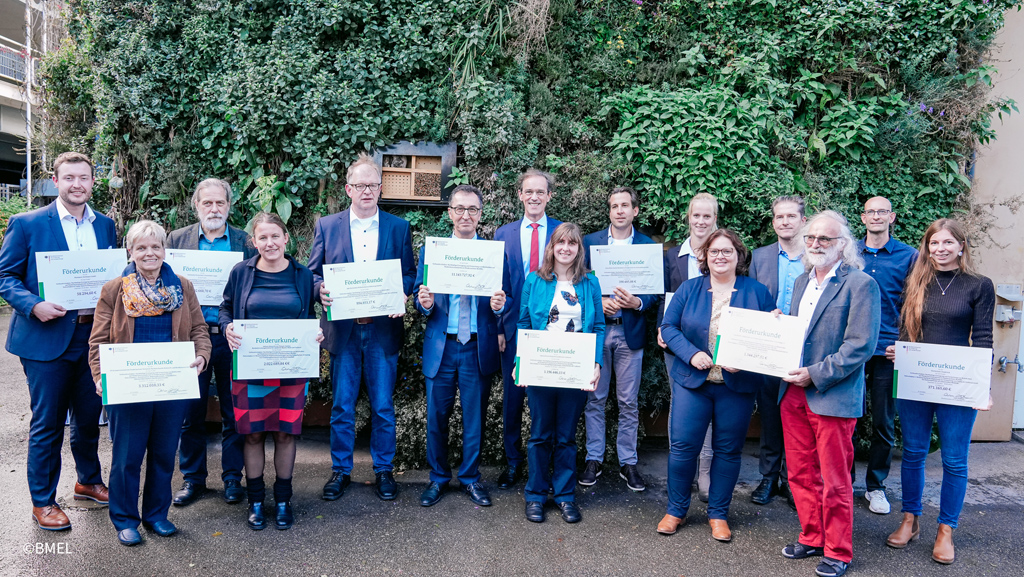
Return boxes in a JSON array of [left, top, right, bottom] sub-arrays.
[[247, 263, 303, 319], [219, 254, 317, 331], [911, 270, 994, 348]]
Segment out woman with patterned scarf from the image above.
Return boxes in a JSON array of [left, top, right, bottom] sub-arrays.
[[88, 220, 211, 547]]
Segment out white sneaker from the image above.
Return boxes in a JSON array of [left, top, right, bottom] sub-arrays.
[[865, 489, 891, 514]]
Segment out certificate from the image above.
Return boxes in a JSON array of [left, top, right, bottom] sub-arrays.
[[99, 341, 199, 405], [232, 319, 321, 380], [894, 341, 992, 408], [514, 329, 596, 389], [322, 259, 406, 321], [422, 237, 505, 297], [36, 249, 127, 310], [712, 307, 809, 378], [165, 249, 244, 305], [590, 244, 665, 295]]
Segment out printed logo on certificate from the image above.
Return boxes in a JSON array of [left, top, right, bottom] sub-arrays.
[[894, 341, 992, 408]]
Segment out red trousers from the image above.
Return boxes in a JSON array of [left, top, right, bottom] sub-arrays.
[[780, 386, 857, 563]]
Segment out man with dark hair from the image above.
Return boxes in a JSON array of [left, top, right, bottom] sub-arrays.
[[167, 178, 257, 507], [493, 169, 563, 488], [578, 186, 657, 492], [0, 151, 116, 530]]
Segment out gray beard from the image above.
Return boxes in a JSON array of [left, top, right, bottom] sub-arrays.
[[805, 246, 840, 269], [202, 216, 225, 231]]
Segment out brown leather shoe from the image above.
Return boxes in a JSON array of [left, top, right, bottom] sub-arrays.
[[709, 518, 732, 542], [32, 504, 71, 531], [657, 514, 684, 535], [74, 482, 110, 505], [886, 512, 920, 548], [932, 523, 955, 564]]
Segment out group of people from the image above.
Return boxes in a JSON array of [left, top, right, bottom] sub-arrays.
[[0, 152, 994, 577]]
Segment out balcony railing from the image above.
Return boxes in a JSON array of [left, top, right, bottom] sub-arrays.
[[0, 183, 21, 200]]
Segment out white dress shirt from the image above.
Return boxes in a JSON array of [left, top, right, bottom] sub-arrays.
[[677, 237, 702, 278], [519, 214, 549, 274], [796, 261, 841, 329], [350, 209, 380, 263], [55, 197, 98, 251]]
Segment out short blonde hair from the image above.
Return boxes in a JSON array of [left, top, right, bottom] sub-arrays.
[[347, 153, 382, 183], [125, 220, 167, 258]]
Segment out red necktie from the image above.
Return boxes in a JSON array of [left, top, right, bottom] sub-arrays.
[[529, 223, 540, 272]]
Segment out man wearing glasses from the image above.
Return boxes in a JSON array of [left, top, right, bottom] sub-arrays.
[[413, 185, 511, 507], [308, 153, 416, 502], [855, 197, 918, 515], [493, 169, 563, 489], [778, 211, 880, 577]]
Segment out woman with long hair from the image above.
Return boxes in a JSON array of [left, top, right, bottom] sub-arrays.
[[884, 219, 994, 564]]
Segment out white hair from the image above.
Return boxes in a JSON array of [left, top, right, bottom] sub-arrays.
[[125, 219, 167, 258], [801, 210, 864, 270]]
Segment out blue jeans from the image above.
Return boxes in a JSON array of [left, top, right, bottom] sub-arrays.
[[667, 380, 755, 520], [426, 338, 487, 485], [329, 324, 397, 474], [897, 398, 977, 527]]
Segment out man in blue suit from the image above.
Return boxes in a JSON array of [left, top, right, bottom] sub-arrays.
[[579, 187, 657, 492], [413, 185, 511, 508], [308, 153, 416, 502], [492, 169, 562, 488], [0, 152, 117, 530]]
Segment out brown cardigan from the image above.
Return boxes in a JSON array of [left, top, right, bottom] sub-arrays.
[[88, 274, 213, 384]]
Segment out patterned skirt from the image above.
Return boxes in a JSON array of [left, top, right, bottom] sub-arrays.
[[231, 375, 308, 435]]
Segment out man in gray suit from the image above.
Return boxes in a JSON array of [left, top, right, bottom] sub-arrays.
[[778, 211, 880, 577], [748, 195, 805, 506]]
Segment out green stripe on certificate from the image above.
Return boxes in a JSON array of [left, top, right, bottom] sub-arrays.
[[38, 282, 45, 300], [101, 374, 107, 405], [232, 350, 238, 377], [423, 264, 428, 286], [713, 335, 721, 364], [892, 370, 898, 398], [514, 356, 520, 384]]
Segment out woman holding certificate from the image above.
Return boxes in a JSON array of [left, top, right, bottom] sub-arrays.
[[515, 223, 604, 524], [88, 220, 211, 546], [221, 212, 321, 532], [884, 219, 994, 564], [658, 229, 773, 542]]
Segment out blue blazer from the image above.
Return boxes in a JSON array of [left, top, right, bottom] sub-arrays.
[[306, 209, 416, 356], [660, 275, 775, 394], [582, 228, 658, 350], [516, 272, 605, 366], [494, 216, 563, 341], [218, 254, 318, 329], [413, 245, 511, 379], [0, 201, 118, 361]]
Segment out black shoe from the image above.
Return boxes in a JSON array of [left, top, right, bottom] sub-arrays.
[[274, 502, 294, 530], [525, 501, 545, 523], [223, 479, 245, 504], [620, 464, 646, 492], [247, 502, 267, 531], [782, 542, 824, 559], [558, 501, 582, 523], [751, 477, 779, 505], [578, 460, 601, 486], [172, 482, 206, 507], [420, 481, 448, 507], [462, 482, 492, 507], [375, 471, 398, 501], [815, 558, 849, 577], [322, 472, 351, 501], [780, 482, 796, 509], [497, 463, 524, 489]]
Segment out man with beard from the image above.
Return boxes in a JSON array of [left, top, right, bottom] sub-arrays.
[[168, 178, 257, 507], [778, 211, 880, 577]]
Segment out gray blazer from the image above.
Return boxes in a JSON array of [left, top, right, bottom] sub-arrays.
[[779, 263, 881, 419], [166, 223, 257, 259], [748, 242, 780, 301]]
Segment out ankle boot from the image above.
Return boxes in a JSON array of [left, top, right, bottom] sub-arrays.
[[886, 513, 920, 548], [932, 523, 954, 564], [697, 457, 711, 503]]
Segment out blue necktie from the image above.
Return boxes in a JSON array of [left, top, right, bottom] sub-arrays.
[[458, 294, 472, 344]]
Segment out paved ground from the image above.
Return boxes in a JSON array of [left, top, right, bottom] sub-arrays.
[[0, 319, 1022, 577]]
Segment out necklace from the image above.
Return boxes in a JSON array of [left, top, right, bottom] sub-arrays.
[[935, 271, 959, 295]]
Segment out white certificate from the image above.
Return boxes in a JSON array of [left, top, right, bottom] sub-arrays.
[[322, 259, 406, 320], [894, 341, 992, 408], [165, 249, 244, 306], [36, 249, 127, 310], [664, 291, 674, 314], [232, 319, 321, 380], [514, 329, 596, 389], [99, 341, 200, 405], [422, 237, 505, 297], [590, 244, 664, 295], [712, 307, 809, 378]]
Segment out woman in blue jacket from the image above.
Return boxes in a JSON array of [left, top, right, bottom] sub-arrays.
[[515, 223, 604, 524], [658, 229, 774, 542]]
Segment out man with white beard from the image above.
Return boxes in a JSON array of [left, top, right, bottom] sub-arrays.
[[777, 211, 880, 577], [167, 179, 257, 507]]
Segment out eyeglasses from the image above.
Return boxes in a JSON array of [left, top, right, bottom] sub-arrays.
[[521, 189, 549, 198], [803, 235, 839, 246], [706, 248, 735, 257], [348, 183, 382, 193], [449, 206, 481, 216], [863, 209, 892, 217]]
